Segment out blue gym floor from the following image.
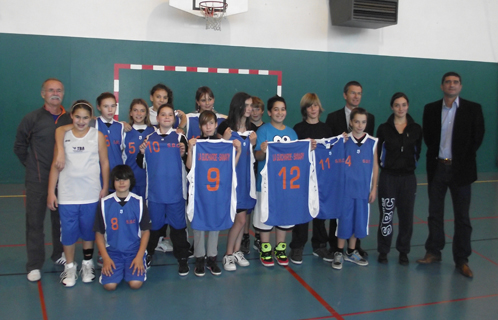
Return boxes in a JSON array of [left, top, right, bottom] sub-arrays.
[[1, 173, 497, 320]]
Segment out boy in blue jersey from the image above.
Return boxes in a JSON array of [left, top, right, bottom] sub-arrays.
[[333, 108, 378, 270], [254, 95, 299, 267], [94, 165, 151, 291]]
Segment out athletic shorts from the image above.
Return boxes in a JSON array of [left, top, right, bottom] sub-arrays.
[[337, 198, 370, 239], [59, 202, 98, 245], [253, 192, 294, 232], [99, 251, 147, 285], [147, 200, 186, 230]]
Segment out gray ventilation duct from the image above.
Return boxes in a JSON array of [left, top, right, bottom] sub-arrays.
[[330, 0, 398, 29]]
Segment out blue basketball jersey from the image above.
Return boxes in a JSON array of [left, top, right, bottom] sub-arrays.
[[344, 133, 378, 199], [255, 123, 298, 192], [231, 131, 256, 210], [260, 140, 319, 226], [100, 192, 144, 254], [186, 113, 226, 139], [123, 126, 155, 196], [144, 129, 187, 204], [187, 140, 236, 231], [315, 136, 346, 219], [96, 117, 124, 171]]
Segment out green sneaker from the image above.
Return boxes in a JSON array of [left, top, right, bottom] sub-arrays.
[[274, 242, 289, 266], [260, 243, 274, 267]]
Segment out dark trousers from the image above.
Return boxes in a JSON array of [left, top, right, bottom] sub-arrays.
[[25, 181, 63, 272], [290, 219, 362, 251], [147, 226, 190, 260], [426, 162, 472, 265], [377, 172, 416, 254], [290, 218, 329, 250]]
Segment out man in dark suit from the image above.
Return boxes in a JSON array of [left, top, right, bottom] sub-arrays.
[[323, 81, 375, 258], [325, 81, 375, 137], [416, 72, 484, 278]]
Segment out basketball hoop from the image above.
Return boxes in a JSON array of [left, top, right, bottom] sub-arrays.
[[199, 1, 228, 31]]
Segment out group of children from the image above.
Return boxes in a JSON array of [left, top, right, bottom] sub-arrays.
[[47, 84, 378, 291]]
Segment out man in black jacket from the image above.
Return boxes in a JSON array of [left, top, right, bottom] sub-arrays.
[[416, 72, 484, 278], [324, 81, 375, 257], [14, 78, 72, 281]]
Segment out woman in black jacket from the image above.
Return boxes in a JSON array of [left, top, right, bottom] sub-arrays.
[[376, 92, 422, 265]]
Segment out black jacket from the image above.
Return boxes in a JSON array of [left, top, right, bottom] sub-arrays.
[[14, 106, 72, 183], [423, 98, 484, 185], [376, 113, 423, 175], [325, 107, 375, 136]]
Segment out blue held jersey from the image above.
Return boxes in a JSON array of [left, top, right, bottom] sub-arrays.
[[123, 126, 155, 193], [254, 123, 298, 192], [144, 128, 187, 204], [231, 131, 256, 210], [344, 133, 378, 199], [185, 113, 226, 139], [96, 117, 124, 171], [187, 140, 237, 231], [315, 136, 346, 219], [260, 140, 318, 226], [99, 192, 146, 254]]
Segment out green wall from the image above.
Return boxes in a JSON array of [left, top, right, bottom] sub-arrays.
[[2, 33, 496, 183]]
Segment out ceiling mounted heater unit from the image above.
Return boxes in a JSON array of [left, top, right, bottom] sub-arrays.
[[330, 0, 398, 29]]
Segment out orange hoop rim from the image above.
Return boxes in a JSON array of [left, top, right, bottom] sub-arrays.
[[199, 1, 228, 16]]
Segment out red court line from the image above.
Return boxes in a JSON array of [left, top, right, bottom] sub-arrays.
[[299, 316, 336, 320], [341, 293, 498, 317], [442, 229, 498, 267], [285, 266, 344, 320], [473, 249, 498, 267], [37, 281, 48, 320]]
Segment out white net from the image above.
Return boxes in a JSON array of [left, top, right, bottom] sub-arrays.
[[199, 1, 227, 31]]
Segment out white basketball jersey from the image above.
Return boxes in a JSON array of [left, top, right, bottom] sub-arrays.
[[58, 127, 101, 204]]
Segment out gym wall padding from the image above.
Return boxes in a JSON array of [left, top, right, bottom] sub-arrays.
[[2, 33, 496, 183]]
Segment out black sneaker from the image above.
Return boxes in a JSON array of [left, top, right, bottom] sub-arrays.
[[253, 234, 262, 252], [240, 234, 250, 254], [206, 256, 222, 276], [290, 248, 303, 265], [399, 253, 409, 266], [194, 257, 205, 277], [146, 254, 152, 270], [313, 247, 334, 262], [378, 253, 388, 264], [178, 258, 189, 276], [188, 244, 194, 259]]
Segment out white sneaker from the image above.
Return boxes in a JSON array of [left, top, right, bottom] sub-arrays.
[[27, 269, 41, 282], [54, 252, 66, 265], [332, 252, 343, 270], [60, 262, 78, 287], [233, 251, 250, 267], [223, 254, 236, 271], [344, 250, 368, 266], [80, 260, 96, 283], [155, 237, 174, 252]]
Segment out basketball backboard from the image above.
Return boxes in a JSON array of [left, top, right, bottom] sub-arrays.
[[169, 0, 248, 17]]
